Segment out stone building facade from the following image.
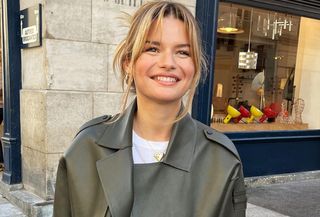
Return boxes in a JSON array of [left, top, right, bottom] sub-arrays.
[[16, 0, 195, 214]]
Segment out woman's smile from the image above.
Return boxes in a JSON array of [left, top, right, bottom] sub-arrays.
[[151, 74, 180, 86]]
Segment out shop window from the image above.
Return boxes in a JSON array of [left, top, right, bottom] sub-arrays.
[[211, 2, 320, 132]]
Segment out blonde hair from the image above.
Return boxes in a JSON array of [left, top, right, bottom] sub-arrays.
[[113, 0, 206, 121]]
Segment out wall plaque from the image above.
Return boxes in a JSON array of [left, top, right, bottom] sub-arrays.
[[20, 4, 42, 48]]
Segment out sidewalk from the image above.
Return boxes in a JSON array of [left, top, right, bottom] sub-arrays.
[[246, 177, 320, 217], [0, 193, 25, 217], [247, 203, 289, 217]]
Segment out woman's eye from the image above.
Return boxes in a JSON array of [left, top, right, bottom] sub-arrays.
[[177, 50, 190, 57], [145, 47, 159, 53]]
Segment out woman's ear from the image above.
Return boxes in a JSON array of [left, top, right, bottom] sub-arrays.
[[123, 58, 132, 75], [123, 62, 130, 82], [124, 60, 129, 73]]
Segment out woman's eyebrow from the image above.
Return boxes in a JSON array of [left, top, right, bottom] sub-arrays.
[[176, 44, 190, 48], [145, 41, 160, 46], [145, 41, 190, 48]]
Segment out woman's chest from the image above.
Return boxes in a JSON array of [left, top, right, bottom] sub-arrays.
[[130, 163, 231, 217]]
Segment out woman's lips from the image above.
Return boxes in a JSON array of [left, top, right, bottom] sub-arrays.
[[154, 76, 178, 83]]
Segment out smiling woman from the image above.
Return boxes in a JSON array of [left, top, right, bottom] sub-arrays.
[[53, 1, 247, 217]]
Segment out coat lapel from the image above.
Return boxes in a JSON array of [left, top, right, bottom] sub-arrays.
[[95, 100, 136, 217], [96, 148, 133, 217]]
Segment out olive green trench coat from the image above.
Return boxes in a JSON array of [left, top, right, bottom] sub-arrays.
[[53, 100, 247, 217]]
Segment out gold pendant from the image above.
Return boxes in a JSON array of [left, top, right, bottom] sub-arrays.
[[154, 153, 164, 162]]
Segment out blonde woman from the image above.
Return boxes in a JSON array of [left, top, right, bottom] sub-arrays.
[[53, 1, 247, 217]]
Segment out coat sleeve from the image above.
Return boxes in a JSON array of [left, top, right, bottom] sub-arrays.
[[232, 165, 247, 217], [218, 164, 247, 217], [53, 157, 72, 217]]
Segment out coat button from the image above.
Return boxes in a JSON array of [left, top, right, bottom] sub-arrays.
[[206, 130, 213, 135]]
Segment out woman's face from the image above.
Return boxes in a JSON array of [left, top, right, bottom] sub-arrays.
[[133, 16, 195, 105]]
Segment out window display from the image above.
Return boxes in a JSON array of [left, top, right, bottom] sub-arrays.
[[211, 2, 320, 132]]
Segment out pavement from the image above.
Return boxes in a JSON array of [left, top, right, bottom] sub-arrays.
[[0, 173, 320, 217], [0, 194, 25, 217], [247, 178, 320, 217]]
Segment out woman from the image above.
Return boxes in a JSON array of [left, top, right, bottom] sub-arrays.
[[53, 1, 247, 217]]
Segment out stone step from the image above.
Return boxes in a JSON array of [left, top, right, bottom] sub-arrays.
[[0, 177, 53, 217], [0, 194, 26, 217]]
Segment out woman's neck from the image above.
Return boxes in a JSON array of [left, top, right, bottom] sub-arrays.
[[133, 97, 181, 141]]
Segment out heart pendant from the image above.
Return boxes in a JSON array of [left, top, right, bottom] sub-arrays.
[[154, 153, 164, 162]]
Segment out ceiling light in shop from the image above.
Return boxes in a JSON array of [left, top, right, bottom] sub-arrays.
[[257, 13, 294, 40], [238, 52, 258, 69], [238, 8, 258, 69], [217, 7, 244, 34]]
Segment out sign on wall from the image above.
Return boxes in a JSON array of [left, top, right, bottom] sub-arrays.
[[20, 4, 42, 48], [106, 0, 143, 7]]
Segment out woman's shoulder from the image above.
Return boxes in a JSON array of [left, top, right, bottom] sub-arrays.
[[194, 119, 240, 161], [76, 115, 113, 136], [63, 114, 115, 158]]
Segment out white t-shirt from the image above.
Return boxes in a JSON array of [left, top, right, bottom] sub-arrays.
[[132, 130, 169, 164]]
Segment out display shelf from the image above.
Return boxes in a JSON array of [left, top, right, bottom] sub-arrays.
[[211, 122, 309, 132]]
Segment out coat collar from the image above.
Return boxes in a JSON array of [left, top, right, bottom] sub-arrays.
[[162, 111, 197, 172], [96, 99, 136, 150], [96, 98, 197, 172]]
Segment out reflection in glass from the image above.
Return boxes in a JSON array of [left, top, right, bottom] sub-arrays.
[[212, 2, 313, 132]]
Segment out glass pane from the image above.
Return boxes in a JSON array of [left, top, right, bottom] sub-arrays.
[[211, 2, 320, 132]]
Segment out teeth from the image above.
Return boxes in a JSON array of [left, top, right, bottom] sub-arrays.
[[155, 76, 177, 82]]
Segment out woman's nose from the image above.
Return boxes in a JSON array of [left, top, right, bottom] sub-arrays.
[[158, 51, 176, 70]]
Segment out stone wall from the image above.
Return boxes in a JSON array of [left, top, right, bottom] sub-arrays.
[[20, 0, 196, 200]]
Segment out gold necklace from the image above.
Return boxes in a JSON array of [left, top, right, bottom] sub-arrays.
[[133, 130, 167, 162], [141, 135, 167, 162]]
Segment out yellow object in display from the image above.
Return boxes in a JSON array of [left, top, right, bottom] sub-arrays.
[[223, 105, 241, 124], [247, 106, 263, 123]]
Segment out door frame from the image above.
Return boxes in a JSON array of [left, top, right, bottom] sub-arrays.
[[1, 0, 22, 184]]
